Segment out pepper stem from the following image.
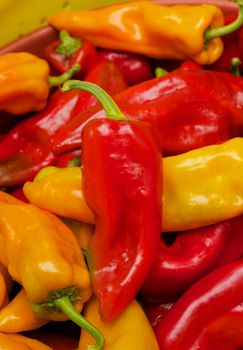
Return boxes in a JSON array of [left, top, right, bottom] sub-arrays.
[[62, 80, 127, 120], [231, 57, 242, 76], [155, 67, 168, 77], [48, 64, 80, 88], [56, 30, 82, 57], [205, 0, 243, 41], [68, 156, 81, 167], [54, 296, 105, 350]]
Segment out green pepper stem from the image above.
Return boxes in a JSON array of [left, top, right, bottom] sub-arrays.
[[68, 156, 81, 167], [48, 64, 80, 88], [54, 296, 105, 350], [155, 67, 168, 78], [62, 80, 127, 120], [56, 30, 82, 57], [205, 0, 243, 41], [231, 57, 242, 76]]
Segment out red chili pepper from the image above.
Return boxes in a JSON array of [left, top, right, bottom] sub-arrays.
[[70, 59, 127, 117], [141, 215, 243, 303], [53, 61, 243, 156], [155, 259, 243, 350], [56, 150, 81, 168], [44, 30, 97, 77], [0, 59, 126, 187], [97, 49, 153, 85], [61, 80, 162, 321]]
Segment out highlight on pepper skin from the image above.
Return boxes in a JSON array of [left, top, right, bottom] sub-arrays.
[[1, 0, 243, 349]]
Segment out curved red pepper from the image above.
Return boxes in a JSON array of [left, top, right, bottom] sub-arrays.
[[144, 302, 174, 331], [53, 62, 243, 156], [155, 259, 243, 349], [141, 215, 243, 303], [44, 30, 97, 77], [97, 49, 153, 85], [60, 80, 162, 322]]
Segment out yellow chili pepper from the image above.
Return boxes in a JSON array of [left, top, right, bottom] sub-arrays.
[[0, 288, 48, 333], [24, 138, 243, 231], [62, 218, 94, 250], [79, 297, 159, 350], [0, 333, 52, 350], [0, 191, 105, 350], [0, 52, 79, 115], [48, 1, 243, 65], [0, 273, 7, 311]]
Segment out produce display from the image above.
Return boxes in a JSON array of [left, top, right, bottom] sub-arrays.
[[1, 0, 243, 349]]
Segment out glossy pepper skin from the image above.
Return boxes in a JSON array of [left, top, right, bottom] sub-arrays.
[[25, 138, 243, 232], [79, 297, 159, 350], [52, 61, 243, 156], [0, 52, 49, 114], [61, 80, 162, 322], [156, 259, 243, 349], [48, 1, 224, 65], [82, 118, 162, 322], [97, 50, 153, 86], [0, 333, 52, 350], [0, 191, 91, 317], [141, 215, 243, 302], [44, 30, 97, 77], [0, 59, 126, 188], [0, 288, 48, 333]]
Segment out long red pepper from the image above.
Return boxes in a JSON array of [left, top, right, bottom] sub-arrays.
[[0, 60, 126, 187], [155, 259, 243, 349], [53, 61, 243, 156], [61, 80, 162, 322], [141, 215, 243, 303]]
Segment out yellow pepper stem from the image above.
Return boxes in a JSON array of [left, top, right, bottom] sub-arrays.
[[62, 80, 127, 121], [54, 296, 105, 350], [231, 57, 242, 76], [56, 30, 82, 57], [48, 64, 80, 88], [155, 67, 168, 78], [205, 0, 243, 41]]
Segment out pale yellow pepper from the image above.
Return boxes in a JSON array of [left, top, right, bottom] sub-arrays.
[[79, 297, 159, 350], [49, 1, 224, 65], [24, 138, 243, 231], [0, 332, 52, 350]]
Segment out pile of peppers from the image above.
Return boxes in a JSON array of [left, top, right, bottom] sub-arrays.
[[2, 0, 243, 349]]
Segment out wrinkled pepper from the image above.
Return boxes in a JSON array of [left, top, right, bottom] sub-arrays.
[[25, 137, 243, 232], [155, 259, 243, 349], [0, 288, 47, 333], [0, 58, 126, 187], [0, 52, 79, 115], [141, 215, 243, 303], [52, 61, 243, 156], [97, 49, 153, 85], [0, 191, 104, 350], [47, 1, 243, 65], [79, 297, 159, 349], [61, 80, 162, 321], [0, 333, 52, 350], [44, 30, 97, 77]]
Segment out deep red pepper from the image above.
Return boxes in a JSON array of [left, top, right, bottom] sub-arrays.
[[56, 150, 81, 168], [61, 80, 162, 321], [144, 302, 174, 332], [44, 30, 97, 77], [155, 259, 243, 350], [141, 215, 243, 303], [8, 186, 29, 203], [97, 49, 153, 85], [0, 59, 126, 187], [53, 61, 243, 156]]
